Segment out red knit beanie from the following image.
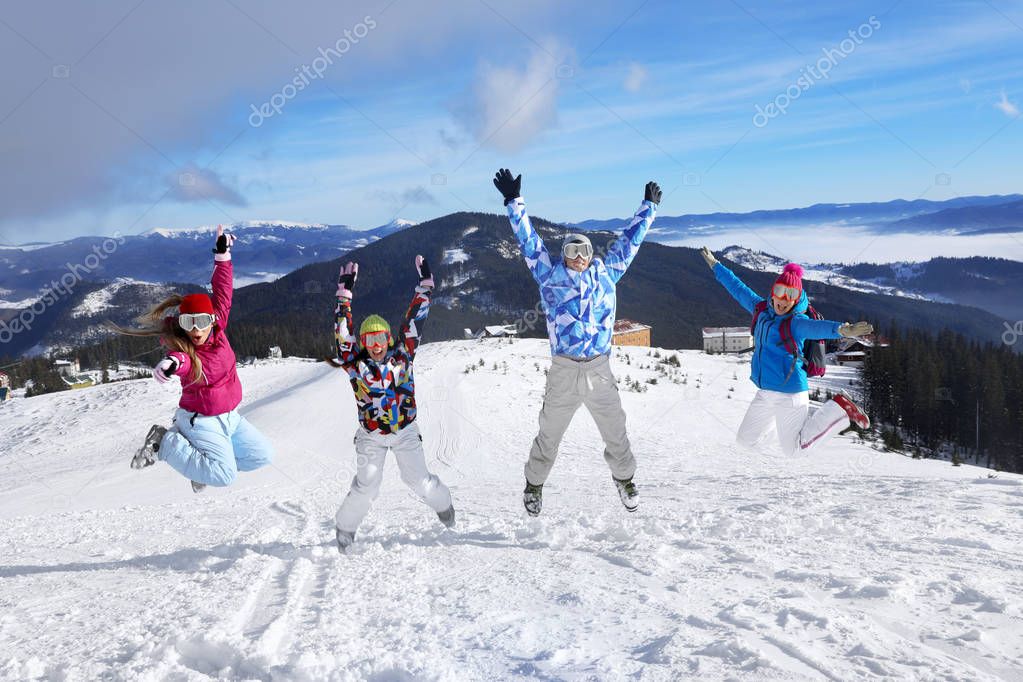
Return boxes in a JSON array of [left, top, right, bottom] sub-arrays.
[[774, 263, 804, 293], [179, 293, 215, 315]]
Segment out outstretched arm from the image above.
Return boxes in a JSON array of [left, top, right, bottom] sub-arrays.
[[494, 168, 555, 285], [210, 225, 236, 328], [603, 181, 660, 283], [334, 262, 360, 369], [711, 260, 764, 315], [394, 256, 433, 362]]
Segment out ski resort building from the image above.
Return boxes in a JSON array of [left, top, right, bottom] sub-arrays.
[[835, 335, 890, 367], [612, 320, 651, 347], [702, 327, 754, 354], [464, 325, 519, 340]]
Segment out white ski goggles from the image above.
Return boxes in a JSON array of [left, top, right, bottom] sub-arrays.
[[178, 313, 215, 331], [564, 241, 593, 260]]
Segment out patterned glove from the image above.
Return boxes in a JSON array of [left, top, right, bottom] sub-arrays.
[[337, 262, 358, 300], [212, 225, 236, 261]]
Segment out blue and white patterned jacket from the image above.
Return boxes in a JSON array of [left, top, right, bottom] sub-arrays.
[[506, 197, 656, 358]]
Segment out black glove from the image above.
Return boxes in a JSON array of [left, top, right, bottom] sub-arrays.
[[211, 225, 235, 254], [493, 168, 522, 206], [415, 255, 433, 287], [645, 181, 662, 205]]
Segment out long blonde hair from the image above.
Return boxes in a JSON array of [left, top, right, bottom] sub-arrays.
[[109, 295, 203, 384]]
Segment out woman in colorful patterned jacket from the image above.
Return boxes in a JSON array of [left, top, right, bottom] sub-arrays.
[[493, 168, 660, 517], [122, 226, 274, 493], [331, 255, 454, 554]]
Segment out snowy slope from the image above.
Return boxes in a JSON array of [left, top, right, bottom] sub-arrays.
[[1, 340, 1022, 680]]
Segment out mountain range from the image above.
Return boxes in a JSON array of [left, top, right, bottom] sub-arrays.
[[2, 199, 1020, 361], [573, 194, 1023, 241], [0, 219, 415, 307]]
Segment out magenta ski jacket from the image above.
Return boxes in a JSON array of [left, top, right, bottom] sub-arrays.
[[165, 257, 243, 416]]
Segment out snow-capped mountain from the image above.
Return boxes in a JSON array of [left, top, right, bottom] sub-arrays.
[[0, 219, 416, 307], [1, 339, 1020, 679], [572, 194, 1023, 238], [720, 246, 1023, 321]]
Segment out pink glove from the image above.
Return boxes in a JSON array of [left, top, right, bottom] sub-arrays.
[[153, 357, 179, 384], [337, 262, 358, 299]]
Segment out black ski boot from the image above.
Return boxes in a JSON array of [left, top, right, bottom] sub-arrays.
[[336, 528, 355, 554], [191, 481, 207, 494], [131, 425, 167, 469], [437, 505, 456, 528], [523, 481, 543, 517], [613, 476, 639, 512]]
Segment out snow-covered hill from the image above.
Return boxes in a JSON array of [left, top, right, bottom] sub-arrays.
[[720, 246, 939, 301], [1, 340, 1021, 680]]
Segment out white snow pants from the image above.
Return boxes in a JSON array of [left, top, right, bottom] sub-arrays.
[[334, 422, 451, 533], [525, 354, 635, 486], [737, 389, 850, 456]]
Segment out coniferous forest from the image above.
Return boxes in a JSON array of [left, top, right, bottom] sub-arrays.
[[862, 325, 1023, 474]]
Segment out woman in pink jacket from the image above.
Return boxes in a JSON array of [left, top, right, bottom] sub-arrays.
[[121, 226, 273, 492]]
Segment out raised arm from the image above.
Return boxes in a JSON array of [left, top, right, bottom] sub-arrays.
[[394, 256, 433, 362], [702, 246, 763, 315], [603, 181, 660, 283], [210, 225, 236, 328], [494, 168, 555, 286], [334, 262, 360, 369]]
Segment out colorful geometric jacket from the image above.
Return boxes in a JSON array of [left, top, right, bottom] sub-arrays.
[[334, 284, 431, 434], [505, 197, 656, 358]]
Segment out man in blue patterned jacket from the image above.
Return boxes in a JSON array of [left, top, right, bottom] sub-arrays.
[[493, 168, 660, 516]]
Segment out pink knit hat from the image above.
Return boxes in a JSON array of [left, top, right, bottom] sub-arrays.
[[774, 263, 804, 295]]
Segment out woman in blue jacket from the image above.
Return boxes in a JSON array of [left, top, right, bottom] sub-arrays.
[[700, 247, 872, 456]]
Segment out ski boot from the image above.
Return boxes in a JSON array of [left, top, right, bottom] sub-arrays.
[[523, 481, 543, 517], [613, 476, 639, 512], [833, 391, 870, 430], [131, 425, 167, 469], [437, 505, 456, 528], [336, 528, 355, 554], [191, 481, 207, 494]]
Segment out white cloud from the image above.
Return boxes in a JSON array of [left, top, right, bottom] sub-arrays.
[[624, 63, 648, 93], [454, 43, 568, 153], [166, 164, 247, 207], [367, 186, 437, 207], [995, 89, 1020, 117]]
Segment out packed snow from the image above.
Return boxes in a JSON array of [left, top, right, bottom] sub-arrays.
[[1, 339, 1021, 680], [442, 248, 471, 265]]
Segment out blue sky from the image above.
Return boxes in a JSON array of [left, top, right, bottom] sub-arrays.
[[0, 0, 1021, 242]]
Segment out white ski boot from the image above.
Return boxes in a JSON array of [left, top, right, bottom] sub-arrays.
[[131, 425, 167, 469], [613, 476, 639, 512], [336, 528, 355, 554], [437, 505, 456, 528], [523, 481, 543, 517]]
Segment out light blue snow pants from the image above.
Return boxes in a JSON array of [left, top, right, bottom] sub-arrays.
[[159, 408, 274, 486]]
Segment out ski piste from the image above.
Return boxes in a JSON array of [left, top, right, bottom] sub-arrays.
[[3, 340, 1021, 679]]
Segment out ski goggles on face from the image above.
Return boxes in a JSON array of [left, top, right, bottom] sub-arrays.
[[361, 331, 389, 349], [563, 242, 593, 261], [178, 313, 215, 331], [771, 284, 801, 302]]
